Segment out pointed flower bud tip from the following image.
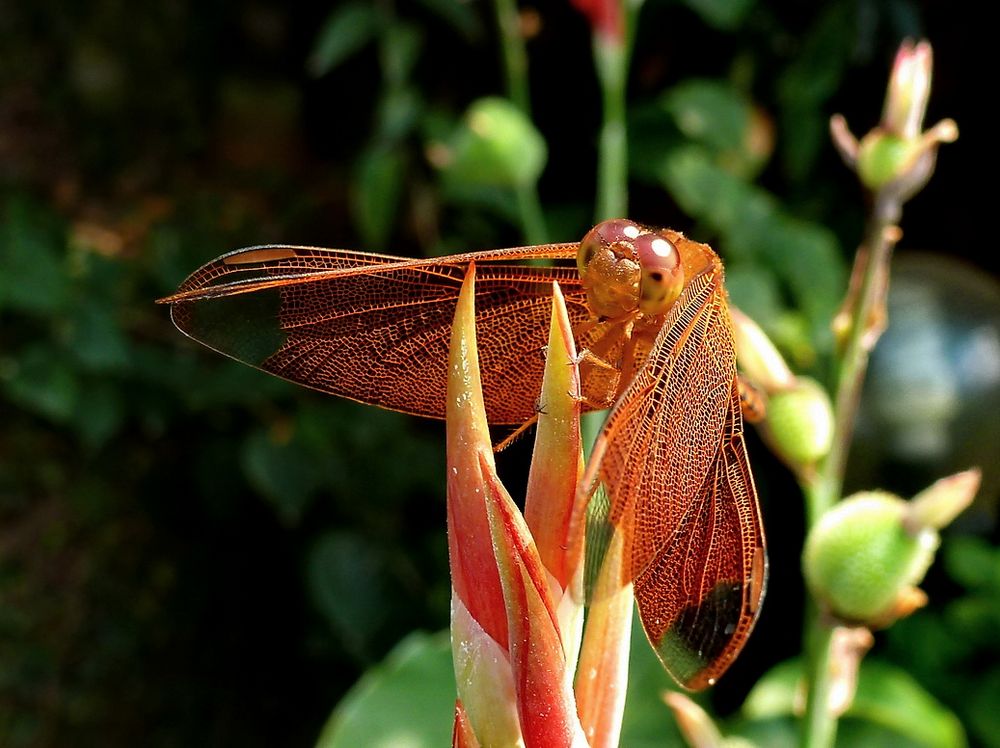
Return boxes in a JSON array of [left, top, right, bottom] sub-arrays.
[[663, 692, 725, 747], [884, 39, 932, 139], [906, 468, 980, 532], [731, 307, 796, 394], [570, 0, 624, 42]]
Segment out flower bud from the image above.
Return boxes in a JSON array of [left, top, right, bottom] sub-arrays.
[[803, 491, 937, 624], [731, 306, 796, 394], [570, 0, 624, 43], [906, 468, 981, 533], [832, 39, 958, 200], [882, 39, 932, 139], [663, 692, 755, 748], [436, 97, 547, 190], [856, 132, 922, 191], [764, 377, 834, 469]]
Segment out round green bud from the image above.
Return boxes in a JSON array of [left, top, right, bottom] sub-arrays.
[[804, 491, 939, 623], [441, 97, 547, 189], [856, 132, 920, 191], [765, 377, 834, 468]]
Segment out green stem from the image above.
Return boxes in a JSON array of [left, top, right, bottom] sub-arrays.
[[493, 0, 530, 114], [821, 194, 901, 503], [593, 32, 630, 221], [492, 0, 547, 244], [801, 604, 837, 748], [516, 182, 548, 246], [799, 191, 902, 748]]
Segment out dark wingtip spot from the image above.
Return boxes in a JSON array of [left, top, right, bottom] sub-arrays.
[[183, 290, 287, 365], [647, 579, 746, 689]]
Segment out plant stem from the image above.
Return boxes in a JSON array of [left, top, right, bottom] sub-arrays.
[[593, 33, 629, 221], [801, 604, 837, 748], [493, 0, 530, 114], [492, 0, 548, 244], [516, 182, 548, 246], [822, 194, 901, 502], [799, 191, 902, 748]]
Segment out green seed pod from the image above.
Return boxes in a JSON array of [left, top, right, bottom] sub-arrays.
[[764, 377, 834, 468], [804, 491, 939, 624]]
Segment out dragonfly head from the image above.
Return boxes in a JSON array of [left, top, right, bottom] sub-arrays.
[[577, 219, 685, 319]]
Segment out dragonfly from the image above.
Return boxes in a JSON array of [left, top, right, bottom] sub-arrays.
[[160, 218, 767, 690]]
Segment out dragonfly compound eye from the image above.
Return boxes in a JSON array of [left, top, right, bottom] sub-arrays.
[[578, 219, 640, 277], [577, 219, 649, 319], [634, 231, 684, 315]]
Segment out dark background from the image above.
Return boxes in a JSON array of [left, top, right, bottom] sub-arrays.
[[1, 1, 996, 746]]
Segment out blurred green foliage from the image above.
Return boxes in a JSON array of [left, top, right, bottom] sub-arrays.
[[884, 537, 1000, 747], [0, 0, 990, 746]]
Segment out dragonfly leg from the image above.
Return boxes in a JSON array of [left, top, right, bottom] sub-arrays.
[[575, 347, 619, 372], [494, 414, 539, 452], [737, 374, 767, 423]]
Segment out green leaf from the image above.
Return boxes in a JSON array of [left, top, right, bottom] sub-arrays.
[[966, 669, 1000, 748], [680, 0, 755, 30], [633, 81, 770, 183], [658, 145, 845, 360], [658, 144, 770, 248], [744, 658, 967, 748], [619, 611, 685, 747], [66, 300, 131, 372], [775, 3, 854, 179], [731, 716, 798, 748], [73, 379, 125, 449], [353, 145, 406, 248], [307, 531, 393, 661], [0, 197, 70, 315], [307, 2, 380, 77], [662, 80, 751, 157], [757, 216, 844, 346], [742, 658, 800, 719], [944, 536, 1000, 592], [375, 85, 422, 142], [2, 344, 80, 423], [412, 0, 483, 42], [240, 424, 323, 524], [378, 22, 423, 86], [315, 631, 454, 748], [724, 263, 784, 330], [946, 596, 1000, 650], [437, 183, 521, 226], [887, 613, 967, 678], [851, 660, 966, 748], [768, 311, 819, 371], [836, 719, 959, 748]]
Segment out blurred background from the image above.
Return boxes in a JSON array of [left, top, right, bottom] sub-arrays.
[[1, 1, 996, 746]]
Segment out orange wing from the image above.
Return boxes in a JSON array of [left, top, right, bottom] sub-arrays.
[[583, 262, 767, 690], [162, 243, 589, 424]]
